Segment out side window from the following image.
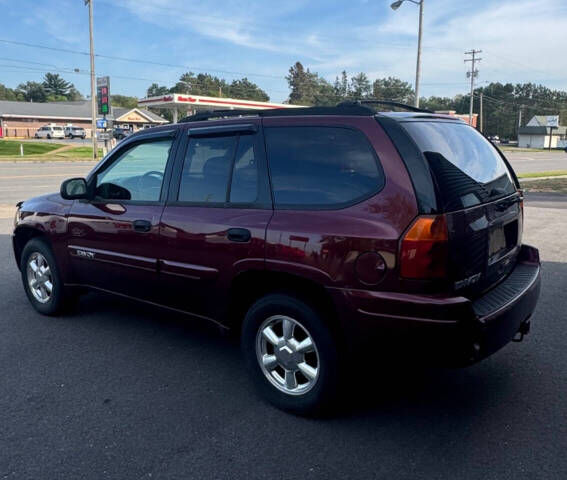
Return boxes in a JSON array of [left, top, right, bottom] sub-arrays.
[[264, 126, 384, 208], [229, 134, 259, 203], [95, 139, 172, 201], [178, 136, 237, 203]]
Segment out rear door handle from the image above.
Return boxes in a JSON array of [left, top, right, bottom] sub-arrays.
[[227, 228, 251, 243], [133, 219, 152, 233]]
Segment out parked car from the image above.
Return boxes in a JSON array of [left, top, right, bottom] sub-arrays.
[[112, 127, 131, 140], [64, 126, 86, 139], [487, 135, 500, 144], [13, 103, 541, 415], [34, 125, 65, 139]]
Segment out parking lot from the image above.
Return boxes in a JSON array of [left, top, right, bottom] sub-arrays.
[[0, 160, 566, 479]]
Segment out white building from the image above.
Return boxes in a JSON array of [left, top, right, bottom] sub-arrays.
[[518, 115, 567, 149]]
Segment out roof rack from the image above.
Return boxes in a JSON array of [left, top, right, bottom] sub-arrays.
[[178, 99, 432, 123], [178, 104, 374, 122], [338, 99, 433, 114]]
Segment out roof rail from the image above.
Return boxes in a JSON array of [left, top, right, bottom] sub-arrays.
[[338, 99, 433, 114], [178, 104, 375, 123]]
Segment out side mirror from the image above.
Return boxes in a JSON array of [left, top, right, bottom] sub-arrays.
[[60, 177, 88, 200]]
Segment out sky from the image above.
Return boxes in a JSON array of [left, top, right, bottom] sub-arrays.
[[0, 0, 566, 103]]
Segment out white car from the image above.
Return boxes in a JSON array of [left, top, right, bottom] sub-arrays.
[[64, 126, 86, 139], [34, 125, 65, 139]]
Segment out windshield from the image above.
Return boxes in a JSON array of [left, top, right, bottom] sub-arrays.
[[402, 121, 516, 210]]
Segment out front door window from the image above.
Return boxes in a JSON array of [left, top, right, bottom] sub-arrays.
[[95, 139, 172, 201]]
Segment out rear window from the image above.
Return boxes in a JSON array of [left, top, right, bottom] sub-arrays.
[[402, 121, 516, 210], [264, 126, 384, 208]]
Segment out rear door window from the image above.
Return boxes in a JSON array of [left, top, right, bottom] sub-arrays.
[[264, 126, 384, 209], [402, 121, 516, 210], [177, 133, 263, 205]]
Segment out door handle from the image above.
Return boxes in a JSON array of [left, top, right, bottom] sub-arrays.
[[227, 228, 251, 243], [132, 219, 152, 233]]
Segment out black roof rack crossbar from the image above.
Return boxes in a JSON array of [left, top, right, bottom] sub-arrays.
[[178, 104, 375, 123], [338, 99, 433, 114]]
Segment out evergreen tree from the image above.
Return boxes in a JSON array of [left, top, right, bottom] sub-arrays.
[[350, 73, 371, 99], [42, 73, 72, 97]]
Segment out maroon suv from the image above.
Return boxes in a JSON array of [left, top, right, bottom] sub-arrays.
[[13, 102, 541, 414]]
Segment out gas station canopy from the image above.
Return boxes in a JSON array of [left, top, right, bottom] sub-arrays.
[[138, 94, 301, 122]]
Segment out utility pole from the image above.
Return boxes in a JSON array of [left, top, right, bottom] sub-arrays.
[[479, 92, 484, 133], [465, 49, 482, 127], [86, 0, 97, 160]]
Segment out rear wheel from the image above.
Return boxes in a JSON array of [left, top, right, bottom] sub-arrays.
[[20, 238, 77, 315], [241, 293, 339, 415]]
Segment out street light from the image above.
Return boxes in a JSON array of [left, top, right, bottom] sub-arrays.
[[390, 0, 424, 108], [84, 0, 97, 159]]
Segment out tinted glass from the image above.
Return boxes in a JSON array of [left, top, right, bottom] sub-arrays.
[[403, 121, 516, 209], [229, 135, 259, 203], [265, 127, 382, 207], [96, 139, 172, 201], [178, 136, 236, 203]]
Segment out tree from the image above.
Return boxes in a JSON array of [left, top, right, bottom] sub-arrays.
[[334, 71, 350, 100], [286, 61, 338, 105], [372, 77, 414, 103], [67, 86, 83, 101], [227, 78, 269, 101], [0, 83, 23, 101], [42, 73, 72, 97], [350, 73, 371, 99], [111, 94, 138, 109], [146, 83, 170, 97], [17, 81, 47, 102]]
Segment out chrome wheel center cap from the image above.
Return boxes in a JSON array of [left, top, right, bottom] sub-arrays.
[[277, 343, 298, 369]]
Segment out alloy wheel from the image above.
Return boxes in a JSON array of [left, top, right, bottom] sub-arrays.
[[256, 315, 320, 395], [26, 252, 53, 304]]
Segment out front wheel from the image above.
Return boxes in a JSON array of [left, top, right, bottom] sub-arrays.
[[20, 238, 77, 315], [241, 293, 340, 415]]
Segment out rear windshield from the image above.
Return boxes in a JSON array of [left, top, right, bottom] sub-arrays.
[[402, 121, 516, 210]]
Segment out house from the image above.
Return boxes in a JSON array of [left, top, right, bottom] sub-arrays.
[[518, 115, 567, 149], [0, 100, 168, 138]]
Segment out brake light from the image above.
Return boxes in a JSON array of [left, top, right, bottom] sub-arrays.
[[400, 215, 448, 279]]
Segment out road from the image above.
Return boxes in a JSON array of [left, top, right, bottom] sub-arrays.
[[0, 164, 566, 479], [505, 149, 567, 174]]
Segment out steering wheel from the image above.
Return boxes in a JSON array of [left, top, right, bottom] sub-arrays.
[[136, 170, 164, 195], [142, 170, 164, 181]]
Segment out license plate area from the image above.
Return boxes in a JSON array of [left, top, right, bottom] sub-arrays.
[[488, 219, 518, 265]]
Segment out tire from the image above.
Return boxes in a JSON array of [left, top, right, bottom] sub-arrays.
[[20, 238, 77, 316], [241, 293, 340, 415], [47, 134, 51, 139]]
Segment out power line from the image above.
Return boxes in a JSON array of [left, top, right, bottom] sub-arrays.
[[0, 38, 284, 80]]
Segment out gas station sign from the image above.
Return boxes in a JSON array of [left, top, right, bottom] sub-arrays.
[[97, 76, 111, 115]]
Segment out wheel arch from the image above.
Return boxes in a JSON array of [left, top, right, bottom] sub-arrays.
[[227, 270, 343, 341], [13, 226, 51, 270]]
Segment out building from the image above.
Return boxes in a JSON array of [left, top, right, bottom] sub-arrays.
[[518, 116, 567, 149], [434, 110, 478, 127], [0, 100, 168, 138]]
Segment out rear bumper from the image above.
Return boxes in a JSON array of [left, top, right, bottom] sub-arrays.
[[329, 244, 541, 365]]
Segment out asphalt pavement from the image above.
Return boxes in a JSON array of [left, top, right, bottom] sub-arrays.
[[504, 150, 567, 174], [0, 163, 566, 479]]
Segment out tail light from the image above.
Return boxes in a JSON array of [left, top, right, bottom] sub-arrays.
[[400, 215, 448, 279]]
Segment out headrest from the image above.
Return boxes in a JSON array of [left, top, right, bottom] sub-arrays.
[[203, 156, 230, 178]]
